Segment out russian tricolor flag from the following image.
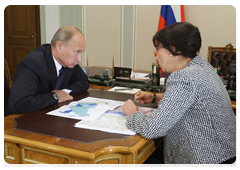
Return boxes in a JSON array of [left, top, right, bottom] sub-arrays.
[[155, 5, 185, 71], [158, 5, 185, 31]]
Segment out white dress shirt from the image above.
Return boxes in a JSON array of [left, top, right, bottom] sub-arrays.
[[52, 55, 71, 94]]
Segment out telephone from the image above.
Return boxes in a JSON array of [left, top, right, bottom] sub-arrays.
[[91, 75, 104, 82], [88, 75, 112, 86]]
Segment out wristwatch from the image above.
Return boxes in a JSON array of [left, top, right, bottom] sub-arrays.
[[52, 92, 59, 102], [151, 93, 156, 103]]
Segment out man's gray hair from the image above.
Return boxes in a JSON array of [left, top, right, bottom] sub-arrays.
[[51, 26, 83, 48]]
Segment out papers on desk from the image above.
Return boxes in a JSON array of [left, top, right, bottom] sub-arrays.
[[75, 106, 156, 136], [75, 112, 136, 135], [108, 86, 141, 94], [46, 97, 124, 121], [46, 97, 155, 136]]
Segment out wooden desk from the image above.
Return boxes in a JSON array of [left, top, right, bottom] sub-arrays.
[[4, 90, 157, 164]]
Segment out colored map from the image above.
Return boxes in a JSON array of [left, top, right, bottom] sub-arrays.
[[75, 114, 136, 135], [59, 103, 98, 117], [46, 97, 155, 135], [75, 106, 155, 135], [46, 97, 124, 121]]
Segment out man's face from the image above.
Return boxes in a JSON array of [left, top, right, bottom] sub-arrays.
[[57, 34, 86, 68]]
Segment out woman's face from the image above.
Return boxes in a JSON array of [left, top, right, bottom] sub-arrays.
[[155, 45, 174, 73], [155, 44, 192, 73]]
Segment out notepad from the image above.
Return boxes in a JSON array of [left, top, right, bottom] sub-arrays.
[[108, 86, 141, 94]]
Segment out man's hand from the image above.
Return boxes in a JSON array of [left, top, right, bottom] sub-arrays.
[[51, 90, 73, 103]]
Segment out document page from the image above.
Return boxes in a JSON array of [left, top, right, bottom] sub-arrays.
[[75, 106, 155, 135], [46, 97, 124, 121], [47, 97, 155, 135]]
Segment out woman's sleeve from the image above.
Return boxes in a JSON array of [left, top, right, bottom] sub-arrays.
[[126, 71, 196, 139]]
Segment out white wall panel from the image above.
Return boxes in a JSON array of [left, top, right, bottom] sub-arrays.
[[45, 5, 59, 44], [135, 5, 161, 71], [185, 5, 236, 60], [84, 5, 121, 67]]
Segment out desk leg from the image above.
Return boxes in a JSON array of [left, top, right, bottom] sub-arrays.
[[233, 109, 238, 118]]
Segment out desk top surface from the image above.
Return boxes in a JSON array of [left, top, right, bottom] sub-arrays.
[[5, 86, 235, 154], [4, 89, 157, 153]]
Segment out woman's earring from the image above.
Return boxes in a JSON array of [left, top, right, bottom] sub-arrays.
[[170, 54, 173, 58]]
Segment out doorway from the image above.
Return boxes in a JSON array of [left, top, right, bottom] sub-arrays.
[[4, 5, 41, 81]]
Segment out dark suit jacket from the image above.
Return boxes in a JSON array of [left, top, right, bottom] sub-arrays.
[[8, 44, 89, 114]]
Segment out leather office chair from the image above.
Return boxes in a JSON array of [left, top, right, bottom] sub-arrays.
[[4, 58, 11, 106], [208, 43, 238, 91], [207, 43, 236, 76]]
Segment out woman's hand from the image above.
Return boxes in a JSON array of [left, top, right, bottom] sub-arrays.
[[134, 91, 163, 104], [134, 91, 154, 104], [122, 99, 138, 116]]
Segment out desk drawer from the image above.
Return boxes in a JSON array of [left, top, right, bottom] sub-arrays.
[[94, 154, 124, 164], [20, 145, 71, 164], [4, 141, 19, 164]]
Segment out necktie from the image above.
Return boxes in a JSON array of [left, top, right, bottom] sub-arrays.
[[54, 67, 65, 90]]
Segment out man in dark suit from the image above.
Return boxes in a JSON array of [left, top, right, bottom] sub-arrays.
[[6, 26, 89, 116]]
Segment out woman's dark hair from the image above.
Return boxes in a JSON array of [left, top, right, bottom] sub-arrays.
[[152, 22, 202, 59]]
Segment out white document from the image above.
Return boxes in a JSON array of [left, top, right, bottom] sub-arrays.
[[46, 97, 124, 121], [74, 106, 156, 136], [108, 86, 141, 94], [75, 114, 136, 135], [131, 72, 149, 78]]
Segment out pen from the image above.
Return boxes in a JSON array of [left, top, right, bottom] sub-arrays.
[[115, 88, 133, 91], [133, 99, 138, 103]]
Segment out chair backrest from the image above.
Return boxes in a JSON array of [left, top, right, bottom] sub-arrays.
[[4, 58, 11, 105], [207, 43, 236, 76]]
